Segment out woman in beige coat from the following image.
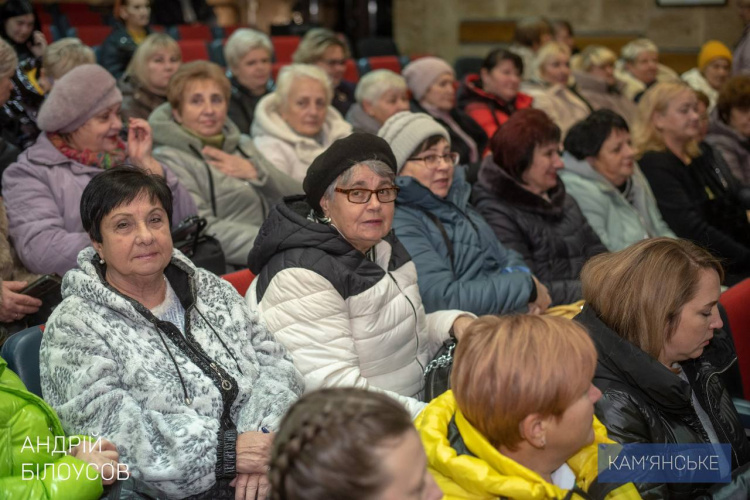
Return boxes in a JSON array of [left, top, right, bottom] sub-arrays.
[[251, 64, 352, 183], [520, 42, 591, 137]]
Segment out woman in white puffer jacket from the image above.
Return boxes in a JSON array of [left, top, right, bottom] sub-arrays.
[[245, 133, 474, 418]]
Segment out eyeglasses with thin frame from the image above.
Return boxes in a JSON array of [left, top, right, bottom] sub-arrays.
[[407, 152, 460, 169], [321, 58, 347, 67], [334, 186, 400, 204]]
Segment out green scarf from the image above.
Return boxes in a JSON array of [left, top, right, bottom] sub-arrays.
[[181, 125, 225, 150]]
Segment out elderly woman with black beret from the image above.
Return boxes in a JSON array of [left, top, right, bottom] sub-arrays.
[[246, 133, 474, 419], [41, 166, 303, 499], [2, 64, 196, 277]]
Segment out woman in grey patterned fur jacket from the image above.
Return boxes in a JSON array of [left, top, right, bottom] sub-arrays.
[[39, 167, 304, 500]]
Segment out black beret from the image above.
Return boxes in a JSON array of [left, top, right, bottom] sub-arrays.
[[303, 133, 398, 214]]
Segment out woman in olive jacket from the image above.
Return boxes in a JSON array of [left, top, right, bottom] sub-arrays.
[[576, 238, 750, 499]]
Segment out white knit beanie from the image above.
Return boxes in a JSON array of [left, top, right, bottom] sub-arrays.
[[377, 111, 450, 172]]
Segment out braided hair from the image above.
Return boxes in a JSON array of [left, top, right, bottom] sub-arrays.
[[270, 388, 413, 500]]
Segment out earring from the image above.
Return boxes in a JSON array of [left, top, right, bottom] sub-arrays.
[[99, 256, 105, 264]]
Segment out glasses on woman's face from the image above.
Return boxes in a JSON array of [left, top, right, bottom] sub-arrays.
[[334, 186, 400, 204], [407, 152, 459, 169]]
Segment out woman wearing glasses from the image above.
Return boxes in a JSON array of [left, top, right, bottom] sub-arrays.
[[246, 133, 474, 419], [381, 111, 552, 316], [472, 109, 606, 305]]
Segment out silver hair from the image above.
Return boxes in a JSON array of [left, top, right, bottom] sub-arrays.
[[275, 63, 333, 109], [323, 159, 395, 204], [354, 69, 407, 104], [621, 38, 659, 63], [224, 28, 273, 69]]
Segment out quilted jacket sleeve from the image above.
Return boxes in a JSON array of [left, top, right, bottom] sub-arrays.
[[2, 160, 89, 276], [40, 307, 228, 499], [393, 208, 534, 315], [252, 268, 427, 419]]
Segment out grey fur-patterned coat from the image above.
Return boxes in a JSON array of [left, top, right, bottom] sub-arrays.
[[40, 247, 304, 499]]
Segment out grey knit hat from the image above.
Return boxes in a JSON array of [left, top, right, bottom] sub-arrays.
[[402, 56, 454, 101], [37, 64, 123, 133], [377, 111, 450, 172]]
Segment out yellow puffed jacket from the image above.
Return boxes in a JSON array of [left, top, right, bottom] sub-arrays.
[[415, 391, 641, 500]]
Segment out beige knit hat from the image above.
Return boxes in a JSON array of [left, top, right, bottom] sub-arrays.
[[37, 64, 122, 134], [402, 56, 455, 101], [377, 111, 450, 172]]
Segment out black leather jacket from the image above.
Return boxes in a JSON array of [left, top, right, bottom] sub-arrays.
[[576, 305, 750, 499], [101, 24, 150, 79]]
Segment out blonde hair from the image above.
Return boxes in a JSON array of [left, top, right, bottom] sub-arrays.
[[125, 33, 181, 86], [354, 69, 406, 104], [293, 28, 349, 64], [634, 81, 700, 158], [275, 63, 332, 108], [42, 39, 95, 81], [581, 238, 723, 360], [224, 28, 272, 69], [451, 314, 597, 451], [532, 41, 570, 81], [0, 38, 17, 79], [621, 38, 659, 63], [576, 45, 617, 72], [166, 60, 230, 112]]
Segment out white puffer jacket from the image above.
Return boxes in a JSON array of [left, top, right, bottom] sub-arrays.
[[251, 92, 352, 183], [246, 196, 468, 418]]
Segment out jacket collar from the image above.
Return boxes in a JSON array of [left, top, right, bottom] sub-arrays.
[[149, 101, 242, 154], [577, 305, 698, 414], [572, 70, 626, 96], [417, 391, 612, 499], [345, 103, 381, 135], [476, 155, 566, 217], [457, 74, 533, 111], [66, 247, 198, 327], [396, 166, 472, 212]]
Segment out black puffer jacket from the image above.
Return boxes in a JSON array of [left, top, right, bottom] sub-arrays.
[[576, 304, 750, 499], [100, 24, 151, 79], [472, 156, 607, 305], [227, 75, 272, 135], [640, 149, 750, 283]]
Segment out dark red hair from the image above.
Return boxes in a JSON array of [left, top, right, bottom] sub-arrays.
[[490, 109, 561, 182]]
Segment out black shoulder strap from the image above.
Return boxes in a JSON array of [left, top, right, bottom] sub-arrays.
[[415, 207, 455, 277], [189, 144, 217, 217]]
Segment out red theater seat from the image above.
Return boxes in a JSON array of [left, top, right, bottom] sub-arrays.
[[69, 25, 112, 46], [178, 40, 210, 62], [271, 36, 300, 64], [222, 269, 255, 297]]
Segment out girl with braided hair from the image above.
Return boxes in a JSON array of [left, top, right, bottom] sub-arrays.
[[270, 387, 443, 500]]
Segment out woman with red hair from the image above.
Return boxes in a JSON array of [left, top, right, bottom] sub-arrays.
[[472, 109, 606, 305]]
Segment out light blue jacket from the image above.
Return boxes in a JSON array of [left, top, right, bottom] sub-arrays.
[[560, 152, 675, 251]]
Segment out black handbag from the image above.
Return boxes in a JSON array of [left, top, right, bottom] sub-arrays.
[[423, 338, 457, 402], [171, 216, 226, 275]]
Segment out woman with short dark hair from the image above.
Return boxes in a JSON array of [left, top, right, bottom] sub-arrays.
[[472, 109, 606, 305], [270, 388, 442, 500], [0, 0, 44, 63], [457, 48, 532, 145], [41, 165, 304, 499], [561, 109, 675, 251]]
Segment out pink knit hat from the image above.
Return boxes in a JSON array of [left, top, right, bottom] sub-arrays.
[[37, 64, 122, 134], [402, 57, 455, 101]]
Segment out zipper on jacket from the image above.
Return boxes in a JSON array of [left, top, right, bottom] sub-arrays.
[[702, 357, 739, 466], [387, 272, 424, 375]]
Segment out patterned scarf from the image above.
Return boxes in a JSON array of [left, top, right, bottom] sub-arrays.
[[48, 132, 127, 169]]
